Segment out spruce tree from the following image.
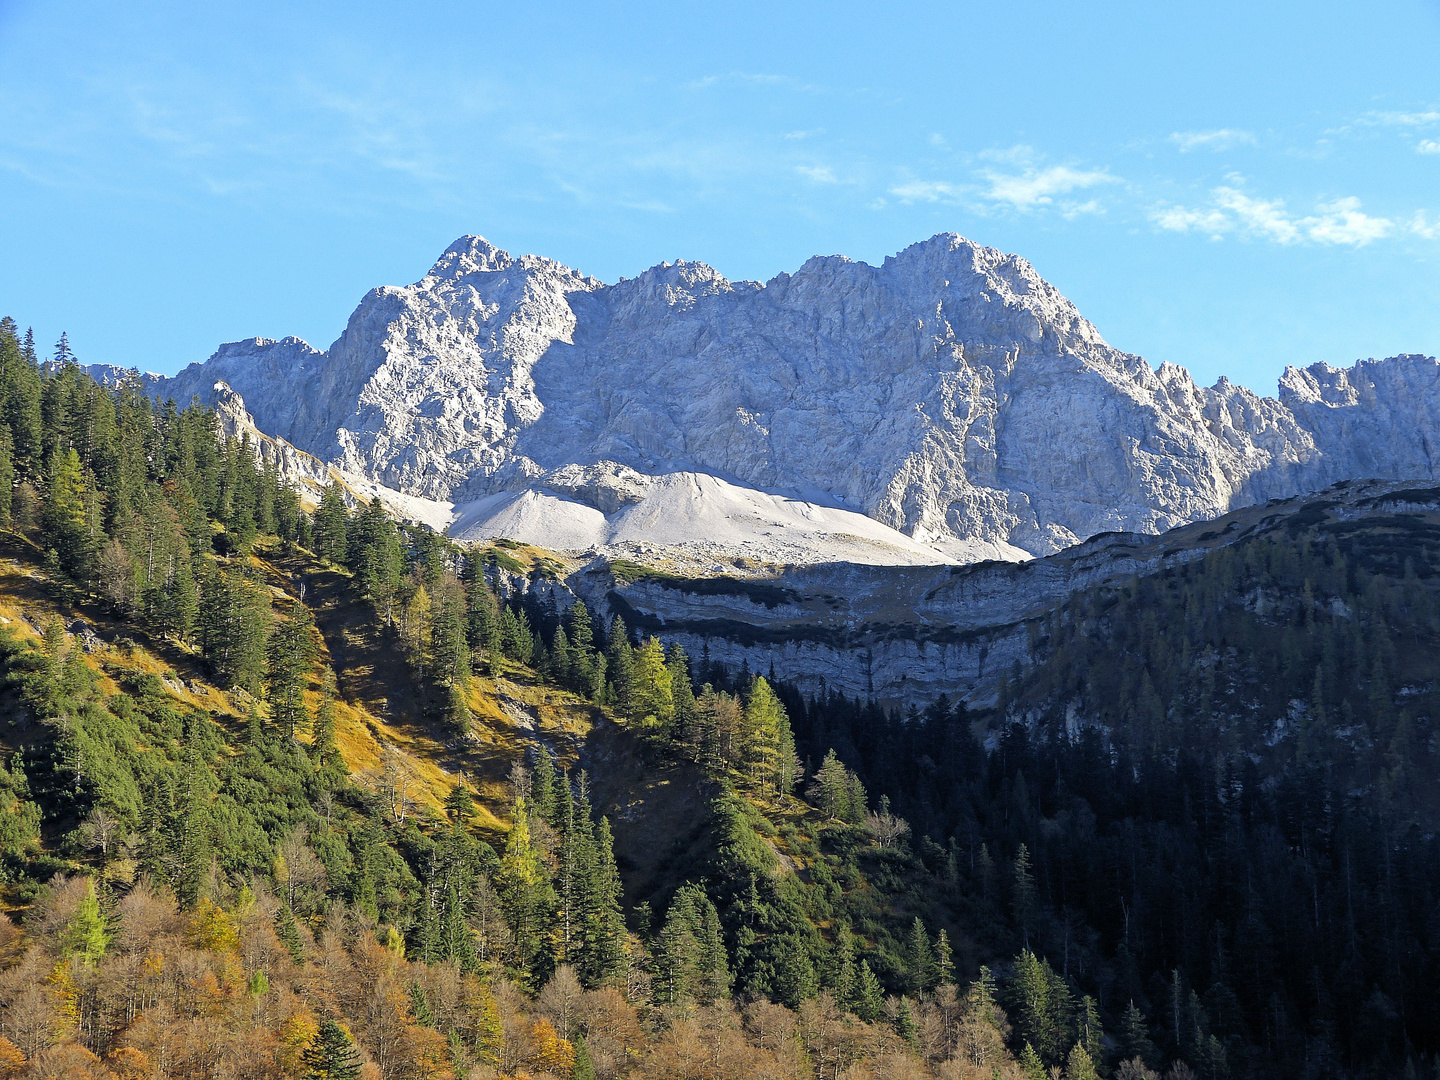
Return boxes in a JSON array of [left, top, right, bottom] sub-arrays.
[[605, 617, 633, 711], [1115, 1000, 1158, 1067], [903, 917, 935, 993], [267, 602, 317, 739], [893, 996, 920, 1049], [854, 959, 884, 1022], [1063, 1044, 1100, 1080], [302, 1019, 361, 1080], [666, 642, 696, 741], [579, 816, 628, 988], [314, 482, 348, 563]]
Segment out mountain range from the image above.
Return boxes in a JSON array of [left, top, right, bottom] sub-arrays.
[[100, 232, 1440, 567]]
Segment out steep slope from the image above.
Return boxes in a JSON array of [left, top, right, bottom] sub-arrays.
[[505, 478, 1439, 707], [135, 233, 1438, 561]]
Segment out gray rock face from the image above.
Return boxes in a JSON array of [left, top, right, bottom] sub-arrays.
[[148, 233, 1440, 560]]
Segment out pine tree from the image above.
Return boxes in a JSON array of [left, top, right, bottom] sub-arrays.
[[666, 642, 696, 742], [302, 1019, 361, 1080], [579, 816, 628, 988], [199, 566, 272, 693], [430, 574, 471, 716], [314, 481, 348, 563], [904, 916, 938, 993], [531, 747, 559, 828], [572, 1035, 596, 1080], [275, 903, 306, 964], [1019, 1042, 1047, 1080], [810, 749, 852, 820], [1115, 1001, 1158, 1068], [893, 996, 920, 1049], [935, 928, 955, 986], [566, 600, 601, 698], [854, 959, 884, 1022], [1010, 949, 1063, 1067], [1063, 1043, 1100, 1080], [605, 617, 633, 711], [268, 602, 317, 739]]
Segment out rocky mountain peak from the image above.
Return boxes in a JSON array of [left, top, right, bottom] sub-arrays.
[[144, 232, 1440, 565]]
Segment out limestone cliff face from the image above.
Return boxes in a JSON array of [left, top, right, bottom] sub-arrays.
[[143, 233, 1439, 562]]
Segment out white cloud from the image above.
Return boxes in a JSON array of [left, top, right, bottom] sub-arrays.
[[1364, 110, 1440, 127], [1306, 197, 1393, 245], [1169, 128, 1255, 152], [795, 164, 837, 183], [1151, 205, 1232, 238], [888, 179, 963, 203], [1061, 199, 1103, 218], [1152, 187, 1394, 247], [1212, 187, 1300, 243], [1419, 140, 1440, 154], [981, 165, 1117, 209], [1410, 212, 1440, 240]]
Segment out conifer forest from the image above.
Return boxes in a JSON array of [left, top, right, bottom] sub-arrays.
[[0, 315, 1438, 1080]]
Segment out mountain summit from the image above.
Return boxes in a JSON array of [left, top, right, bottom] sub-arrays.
[[144, 233, 1440, 564]]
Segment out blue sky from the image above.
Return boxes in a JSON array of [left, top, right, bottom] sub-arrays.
[[1, 0, 1437, 391]]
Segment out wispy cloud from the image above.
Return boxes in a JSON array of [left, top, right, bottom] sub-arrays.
[[1419, 140, 1440, 155], [1363, 109, 1440, 127], [888, 179, 965, 203], [688, 72, 820, 94], [981, 164, 1118, 210], [1151, 206, 1232, 238], [1169, 129, 1255, 152], [795, 164, 838, 183], [1410, 212, 1440, 240], [1152, 187, 1396, 246]]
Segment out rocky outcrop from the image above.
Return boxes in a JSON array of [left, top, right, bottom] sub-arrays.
[[569, 479, 1440, 706], [140, 233, 1440, 562]]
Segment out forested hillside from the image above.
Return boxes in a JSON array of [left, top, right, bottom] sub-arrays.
[[0, 322, 1038, 1079], [0, 317, 1436, 1080]]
